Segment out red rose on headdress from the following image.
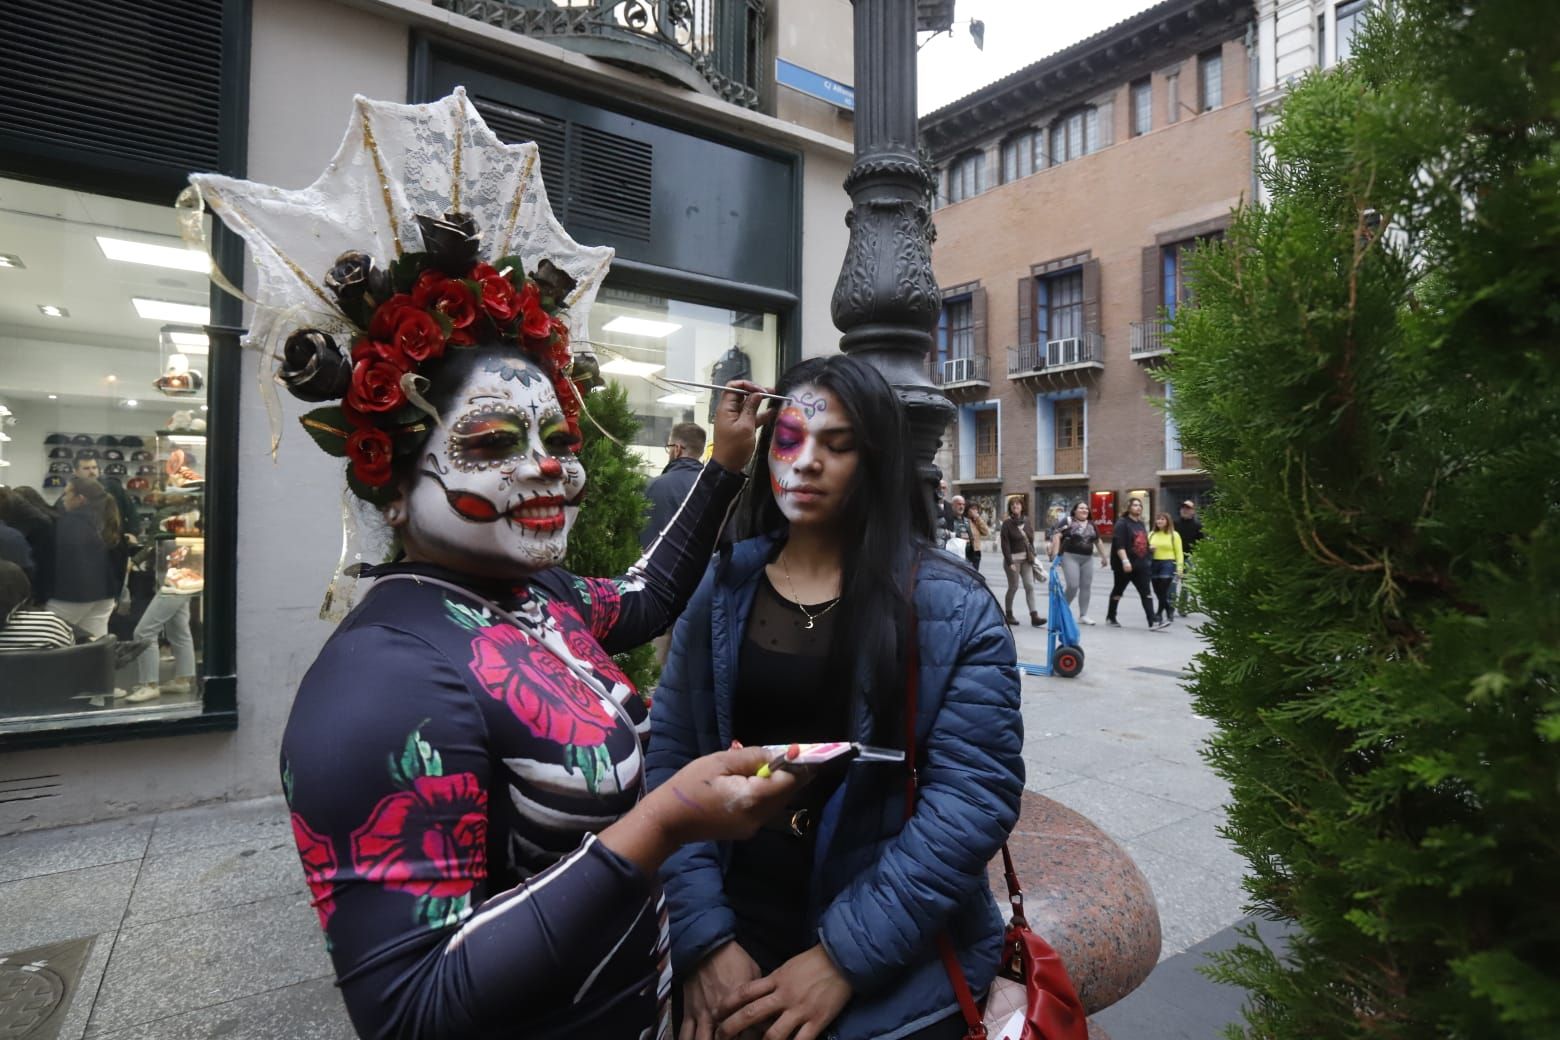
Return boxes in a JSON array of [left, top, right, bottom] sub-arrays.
[[518, 282, 552, 342], [469, 262, 501, 281], [411, 270, 451, 308], [478, 273, 520, 324], [351, 336, 408, 369], [394, 309, 446, 363], [413, 270, 477, 342], [348, 356, 407, 414], [349, 772, 488, 900], [467, 625, 616, 747], [369, 293, 420, 340], [347, 425, 394, 486], [291, 813, 338, 930]]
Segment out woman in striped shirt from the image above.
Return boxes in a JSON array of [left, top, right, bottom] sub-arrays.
[[0, 560, 74, 652]]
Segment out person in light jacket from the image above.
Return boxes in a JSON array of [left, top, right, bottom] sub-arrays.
[[648, 355, 1023, 1040]]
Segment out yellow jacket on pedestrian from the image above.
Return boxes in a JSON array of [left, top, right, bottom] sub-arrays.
[[1148, 529, 1183, 569]]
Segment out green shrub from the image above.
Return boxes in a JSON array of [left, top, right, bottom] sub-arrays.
[[1168, 2, 1560, 1035], [563, 381, 659, 693]]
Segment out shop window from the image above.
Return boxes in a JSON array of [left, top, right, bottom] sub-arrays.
[[587, 286, 777, 471], [947, 151, 985, 203], [1336, 0, 1366, 63], [1198, 49, 1223, 111], [1130, 78, 1153, 137], [1317, 13, 1328, 67], [0, 177, 216, 735]]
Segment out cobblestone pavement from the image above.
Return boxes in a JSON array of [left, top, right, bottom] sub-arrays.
[[0, 559, 1250, 1038]]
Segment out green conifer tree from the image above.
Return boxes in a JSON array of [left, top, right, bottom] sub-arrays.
[[1167, 1, 1560, 1035], [564, 382, 659, 692]]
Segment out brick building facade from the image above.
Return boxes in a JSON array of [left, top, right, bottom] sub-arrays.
[[922, 0, 1254, 534]]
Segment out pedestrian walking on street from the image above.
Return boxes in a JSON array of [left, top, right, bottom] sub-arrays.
[[196, 92, 807, 1040], [1174, 499, 1204, 615], [639, 421, 707, 551], [650, 354, 1023, 1040], [966, 500, 990, 570], [1105, 496, 1155, 628], [1148, 511, 1184, 629], [934, 478, 956, 548], [1000, 497, 1044, 627], [1049, 500, 1107, 625]]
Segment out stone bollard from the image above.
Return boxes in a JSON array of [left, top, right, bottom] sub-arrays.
[[987, 792, 1161, 1037]]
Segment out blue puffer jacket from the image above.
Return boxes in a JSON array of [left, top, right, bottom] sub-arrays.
[[647, 534, 1024, 1040]]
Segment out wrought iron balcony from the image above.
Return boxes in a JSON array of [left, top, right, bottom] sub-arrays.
[[1130, 320, 1171, 362], [439, 0, 766, 110], [1007, 332, 1104, 388], [930, 352, 990, 397]]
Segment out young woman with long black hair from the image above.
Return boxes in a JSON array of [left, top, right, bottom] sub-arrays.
[[648, 355, 1024, 1040]]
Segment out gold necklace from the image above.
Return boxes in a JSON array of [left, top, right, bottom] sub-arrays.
[[779, 552, 841, 630]]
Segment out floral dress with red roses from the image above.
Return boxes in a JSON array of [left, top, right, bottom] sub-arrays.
[[279, 460, 745, 1040]]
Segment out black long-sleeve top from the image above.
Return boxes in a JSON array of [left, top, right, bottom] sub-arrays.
[[279, 460, 745, 1039]]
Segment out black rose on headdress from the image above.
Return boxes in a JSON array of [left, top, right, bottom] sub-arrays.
[[279, 329, 351, 402], [416, 212, 482, 275], [569, 352, 605, 393], [325, 252, 372, 304], [531, 258, 578, 307]]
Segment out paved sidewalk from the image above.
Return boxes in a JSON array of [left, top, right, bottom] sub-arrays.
[[0, 560, 1252, 1039]]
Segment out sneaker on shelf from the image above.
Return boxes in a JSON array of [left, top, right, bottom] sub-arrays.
[[126, 684, 162, 703], [1078, 616, 1096, 626]]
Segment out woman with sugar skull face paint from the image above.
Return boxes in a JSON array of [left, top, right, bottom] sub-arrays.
[[193, 93, 808, 1040], [648, 356, 1025, 1040]]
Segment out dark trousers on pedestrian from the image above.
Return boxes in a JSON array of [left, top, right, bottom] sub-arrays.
[[1150, 559, 1177, 622], [1107, 560, 1155, 626]]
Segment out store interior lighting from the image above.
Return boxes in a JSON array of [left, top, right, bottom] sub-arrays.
[[0, 253, 23, 268], [97, 235, 210, 273], [602, 316, 682, 338], [599, 357, 666, 378], [38, 304, 68, 318], [656, 392, 698, 406], [164, 328, 211, 354], [133, 298, 210, 323]]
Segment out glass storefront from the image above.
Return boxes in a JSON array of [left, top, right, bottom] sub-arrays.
[[0, 176, 214, 734], [587, 286, 778, 474]]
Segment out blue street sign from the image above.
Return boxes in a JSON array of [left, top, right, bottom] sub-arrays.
[[775, 57, 855, 111]]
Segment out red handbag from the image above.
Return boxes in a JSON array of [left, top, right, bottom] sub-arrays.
[[903, 585, 1090, 1040]]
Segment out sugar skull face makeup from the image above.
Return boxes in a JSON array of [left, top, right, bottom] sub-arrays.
[[402, 356, 586, 574], [768, 384, 856, 526]]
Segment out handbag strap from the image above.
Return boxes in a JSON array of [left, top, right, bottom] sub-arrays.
[[901, 557, 989, 1038]]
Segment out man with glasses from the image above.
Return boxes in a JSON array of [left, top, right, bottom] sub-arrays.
[[640, 421, 708, 551]]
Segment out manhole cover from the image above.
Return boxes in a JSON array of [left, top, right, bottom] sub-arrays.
[[0, 937, 94, 1040]]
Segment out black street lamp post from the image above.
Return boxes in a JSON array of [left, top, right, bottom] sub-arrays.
[[833, 0, 956, 516]]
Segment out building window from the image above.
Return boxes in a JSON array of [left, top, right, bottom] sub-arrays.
[[589, 286, 778, 455], [1161, 234, 1223, 318], [1130, 78, 1153, 136], [1336, 0, 1366, 63], [937, 294, 975, 365], [1198, 49, 1223, 111], [974, 409, 999, 479], [1054, 398, 1084, 474], [0, 176, 220, 736], [1048, 107, 1099, 166], [1033, 268, 1085, 346], [947, 151, 984, 203], [1166, 71, 1181, 124], [1000, 130, 1040, 183], [1317, 13, 1327, 67]]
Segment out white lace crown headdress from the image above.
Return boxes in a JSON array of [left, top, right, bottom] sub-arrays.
[[182, 88, 614, 617]]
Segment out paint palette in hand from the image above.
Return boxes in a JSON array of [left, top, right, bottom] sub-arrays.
[[755, 742, 906, 776]]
